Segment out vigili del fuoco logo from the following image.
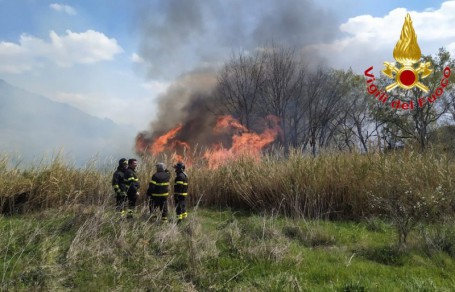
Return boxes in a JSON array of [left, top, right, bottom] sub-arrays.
[[364, 13, 451, 110]]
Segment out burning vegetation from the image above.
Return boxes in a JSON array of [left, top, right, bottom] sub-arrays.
[[134, 67, 284, 169], [135, 114, 281, 169]]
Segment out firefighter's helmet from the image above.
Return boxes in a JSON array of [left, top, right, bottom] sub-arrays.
[[174, 162, 185, 170], [118, 158, 127, 166], [156, 162, 166, 172]]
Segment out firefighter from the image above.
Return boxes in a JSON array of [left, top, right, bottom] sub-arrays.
[[124, 158, 140, 218], [112, 158, 128, 213], [173, 161, 188, 223], [146, 162, 170, 222]]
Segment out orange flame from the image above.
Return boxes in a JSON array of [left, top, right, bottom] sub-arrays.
[[215, 115, 248, 133], [203, 144, 232, 169], [150, 124, 183, 155], [203, 115, 280, 169], [135, 124, 191, 165], [171, 153, 186, 164], [136, 115, 280, 169]]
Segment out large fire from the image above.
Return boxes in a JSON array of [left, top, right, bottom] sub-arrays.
[[150, 124, 183, 155], [135, 115, 280, 169], [203, 115, 279, 168]]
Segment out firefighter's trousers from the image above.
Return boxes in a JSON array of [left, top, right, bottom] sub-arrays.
[[174, 194, 187, 220], [150, 196, 168, 220]]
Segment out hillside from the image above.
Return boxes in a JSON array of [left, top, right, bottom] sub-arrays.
[[0, 79, 135, 164]]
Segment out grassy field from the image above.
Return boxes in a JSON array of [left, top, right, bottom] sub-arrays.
[[0, 149, 455, 290], [0, 205, 454, 291]]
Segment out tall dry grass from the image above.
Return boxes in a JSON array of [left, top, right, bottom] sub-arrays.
[[0, 155, 112, 214], [189, 148, 455, 220], [1, 148, 454, 221]]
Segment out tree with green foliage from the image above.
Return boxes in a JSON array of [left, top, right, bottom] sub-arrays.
[[372, 48, 455, 151]]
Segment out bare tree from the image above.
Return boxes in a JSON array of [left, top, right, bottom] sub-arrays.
[[257, 46, 305, 149], [214, 51, 266, 129], [340, 72, 380, 153], [212, 46, 453, 155], [304, 68, 350, 155], [287, 68, 308, 147]]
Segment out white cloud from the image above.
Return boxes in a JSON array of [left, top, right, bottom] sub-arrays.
[[0, 41, 34, 73], [0, 30, 123, 73], [304, 1, 455, 74], [141, 80, 170, 93], [131, 53, 144, 63], [49, 30, 124, 66], [50, 3, 77, 15]]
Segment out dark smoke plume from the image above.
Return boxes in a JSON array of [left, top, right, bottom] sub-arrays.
[[136, 0, 337, 79], [135, 68, 223, 153], [135, 0, 339, 154]]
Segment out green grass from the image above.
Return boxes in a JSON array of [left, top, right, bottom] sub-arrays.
[[1, 150, 455, 290], [1, 207, 454, 291]]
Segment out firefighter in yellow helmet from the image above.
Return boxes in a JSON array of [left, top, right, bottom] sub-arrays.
[[146, 162, 170, 222], [173, 161, 189, 223]]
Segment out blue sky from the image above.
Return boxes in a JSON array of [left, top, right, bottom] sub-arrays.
[[0, 0, 452, 130]]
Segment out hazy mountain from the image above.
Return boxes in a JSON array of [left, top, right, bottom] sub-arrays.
[[0, 79, 136, 166]]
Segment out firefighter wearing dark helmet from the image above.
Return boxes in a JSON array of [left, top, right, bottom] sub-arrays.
[[124, 158, 140, 218], [146, 162, 170, 222], [173, 161, 188, 222], [112, 158, 128, 213]]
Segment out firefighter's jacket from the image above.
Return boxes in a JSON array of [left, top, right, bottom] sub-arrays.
[[174, 171, 188, 196], [124, 167, 140, 195], [112, 167, 127, 195], [147, 170, 170, 197]]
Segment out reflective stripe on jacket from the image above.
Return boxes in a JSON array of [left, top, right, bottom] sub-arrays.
[[124, 168, 140, 195], [174, 171, 188, 196], [112, 168, 127, 194], [147, 171, 170, 197]]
